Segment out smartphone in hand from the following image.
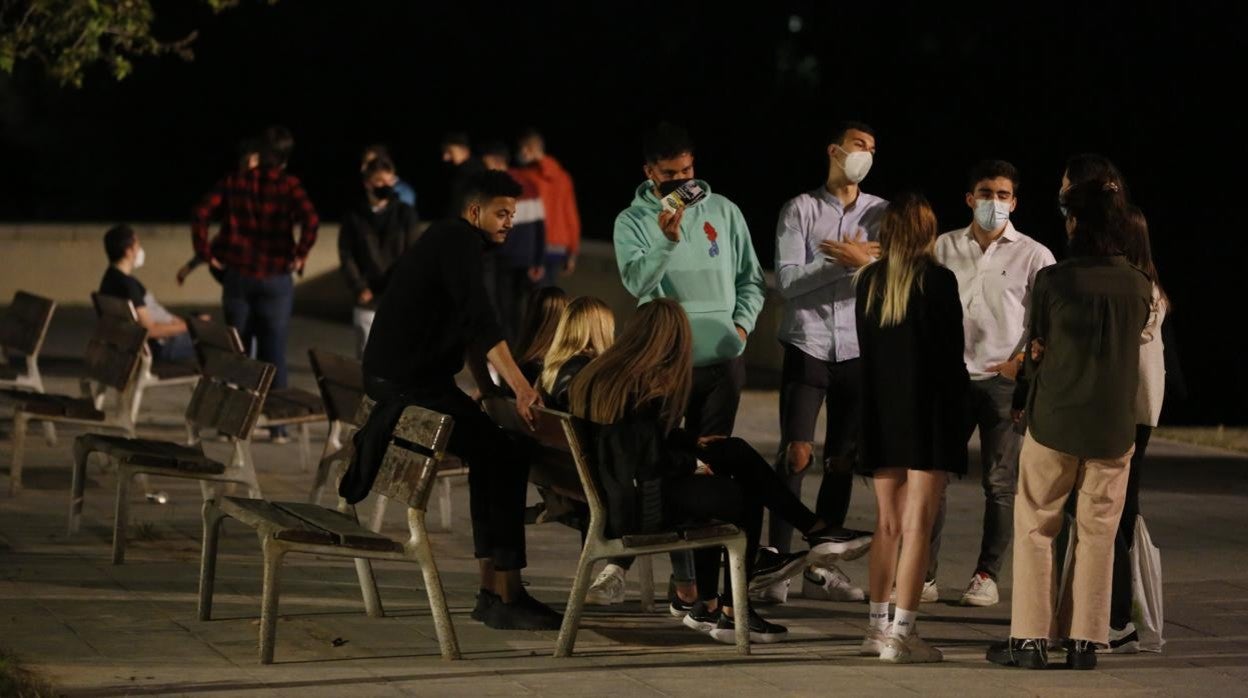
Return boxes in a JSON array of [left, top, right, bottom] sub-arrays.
[[659, 180, 707, 213]]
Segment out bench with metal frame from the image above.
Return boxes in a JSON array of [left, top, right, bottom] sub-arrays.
[[197, 400, 460, 664], [0, 291, 59, 446], [69, 351, 274, 564], [481, 397, 752, 657], [92, 293, 199, 427]]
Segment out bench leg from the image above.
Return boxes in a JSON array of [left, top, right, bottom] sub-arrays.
[[69, 440, 92, 535], [353, 558, 384, 619], [237, 441, 262, 499], [198, 500, 227, 621], [129, 380, 147, 427], [554, 544, 598, 658], [726, 538, 751, 656], [112, 468, 134, 565], [308, 423, 340, 504], [438, 476, 453, 531], [412, 514, 460, 660], [637, 555, 655, 613], [297, 423, 312, 473], [41, 420, 57, 448], [9, 411, 29, 496], [369, 495, 389, 533], [259, 538, 285, 664]]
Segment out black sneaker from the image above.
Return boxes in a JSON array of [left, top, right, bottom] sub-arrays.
[[805, 525, 873, 563], [748, 547, 808, 592], [709, 607, 788, 644], [986, 637, 1049, 669], [485, 589, 563, 631], [1065, 639, 1098, 670], [681, 598, 722, 633], [471, 588, 499, 622], [668, 577, 696, 618]]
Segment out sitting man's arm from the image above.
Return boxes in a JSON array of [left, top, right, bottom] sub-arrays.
[[135, 305, 188, 340], [486, 340, 541, 428]]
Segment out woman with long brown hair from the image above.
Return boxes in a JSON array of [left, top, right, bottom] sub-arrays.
[[854, 193, 969, 663], [569, 298, 859, 644]]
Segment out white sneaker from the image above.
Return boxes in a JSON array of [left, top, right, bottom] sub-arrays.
[[802, 565, 865, 601], [880, 630, 943, 663], [889, 580, 939, 604], [750, 577, 790, 605], [959, 573, 999, 607], [1103, 622, 1140, 654], [585, 564, 627, 605], [860, 624, 891, 656]]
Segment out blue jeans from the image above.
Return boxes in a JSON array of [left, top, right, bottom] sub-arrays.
[[222, 270, 294, 434], [151, 332, 196, 363]]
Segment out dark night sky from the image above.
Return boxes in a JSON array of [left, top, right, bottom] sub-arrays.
[[0, 1, 1244, 424]]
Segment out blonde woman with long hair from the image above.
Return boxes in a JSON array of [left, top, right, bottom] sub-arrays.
[[569, 298, 857, 644], [854, 193, 969, 663], [538, 297, 615, 410]]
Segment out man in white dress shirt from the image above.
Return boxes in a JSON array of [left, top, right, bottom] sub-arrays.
[[932, 160, 1056, 607]]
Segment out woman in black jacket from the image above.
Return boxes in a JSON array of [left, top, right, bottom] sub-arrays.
[[568, 298, 870, 644]]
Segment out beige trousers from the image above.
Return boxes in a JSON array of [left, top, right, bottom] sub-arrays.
[[1010, 431, 1133, 644]]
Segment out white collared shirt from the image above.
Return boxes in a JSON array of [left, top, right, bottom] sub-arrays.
[[934, 222, 1056, 380]]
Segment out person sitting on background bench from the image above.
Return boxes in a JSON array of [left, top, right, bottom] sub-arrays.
[[537, 296, 615, 410], [344, 170, 561, 631], [100, 224, 196, 363], [568, 298, 872, 644]]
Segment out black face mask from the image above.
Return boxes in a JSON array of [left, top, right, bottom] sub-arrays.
[[371, 185, 394, 201], [657, 178, 693, 196]]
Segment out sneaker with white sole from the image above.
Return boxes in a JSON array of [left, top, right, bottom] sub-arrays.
[[1102, 622, 1140, 654], [860, 624, 892, 656], [805, 526, 873, 565], [889, 580, 939, 604], [750, 577, 791, 605], [709, 607, 788, 644], [880, 630, 943, 663], [585, 564, 627, 606], [802, 565, 865, 602], [959, 572, 998, 607], [681, 598, 721, 634], [749, 547, 807, 593]]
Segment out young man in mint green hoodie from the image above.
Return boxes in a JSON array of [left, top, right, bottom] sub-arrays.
[[585, 122, 767, 622]]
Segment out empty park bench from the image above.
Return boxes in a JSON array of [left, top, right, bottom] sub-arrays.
[[93, 293, 200, 427], [305, 348, 467, 532], [197, 400, 461, 664], [0, 290, 59, 446], [1, 313, 146, 495], [480, 396, 752, 657], [69, 351, 274, 564], [188, 317, 325, 471]]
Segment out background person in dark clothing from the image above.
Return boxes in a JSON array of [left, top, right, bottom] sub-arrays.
[[99, 224, 196, 362], [191, 125, 318, 441], [339, 155, 422, 357], [435, 131, 485, 221], [360, 143, 417, 209], [480, 141, 546, 343], [361, 170, 558, 631]]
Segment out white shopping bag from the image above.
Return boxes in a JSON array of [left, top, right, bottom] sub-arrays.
[[1131, 515, 1165, 652]]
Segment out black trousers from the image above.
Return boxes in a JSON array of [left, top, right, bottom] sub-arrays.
[[1111, 425, 1151, 629], [668, 437, 820, 604], [770, 344, 861, 552], [365, 376, 530, 570]]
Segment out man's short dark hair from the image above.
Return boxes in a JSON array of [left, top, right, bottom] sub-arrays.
[[104, 224, 136, 263], [967, 159, 1021, 193], [642, 122, 695, 164], [442, 131, 471, 149], [517, 127, 544, 148], [362, 156, 395, 179], [828, 120, 877, 148], [479, 140, 510, 162], [461, 170, 522, 208], [261, 125, 294, 169]]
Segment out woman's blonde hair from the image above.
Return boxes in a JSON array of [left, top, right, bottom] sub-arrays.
[[568, 298, 692, 432], [539, 297, 616, 394], [516, 287, 570, 366], [856, 192, 939, 327]]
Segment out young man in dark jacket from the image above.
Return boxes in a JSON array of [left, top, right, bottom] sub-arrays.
[[339, 156, 423, 357]]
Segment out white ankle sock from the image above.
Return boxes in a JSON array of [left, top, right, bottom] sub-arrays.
[[892, 608, 916, 638], [869, 601, 890, 630]]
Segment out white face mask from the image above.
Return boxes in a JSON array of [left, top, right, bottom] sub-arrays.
[[836, 146, 873, 184], [974, 198, 1011, 232], [133, 246, 146, 269]]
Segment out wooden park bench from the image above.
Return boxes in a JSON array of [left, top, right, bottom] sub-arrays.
[[0, 291, 59, 446], [1, 314, 145, 495], [480, 396, 752, 657], [188, 317, 325, 471], [197, 400, 460, 664], [306, 348, 467, 532], [69, 351, 274, 564]]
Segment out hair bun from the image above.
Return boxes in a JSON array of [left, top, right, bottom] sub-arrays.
[[1103, 181, 1121, 193]]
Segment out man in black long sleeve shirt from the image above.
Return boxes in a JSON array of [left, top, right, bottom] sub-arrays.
[[360, 170, 557, 631]]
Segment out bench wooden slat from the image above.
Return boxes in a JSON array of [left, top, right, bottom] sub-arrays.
[[219, 498, 336, 546], [393, 407, 453, 452], [373, 442, 439, 511], [202, 351, 273, 392], [308, 350, 363, 425], [0, 291, 55, 355], [272, 502, 402, 552]]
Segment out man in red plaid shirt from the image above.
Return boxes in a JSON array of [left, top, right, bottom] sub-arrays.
[[191, 126, 318, 440]]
